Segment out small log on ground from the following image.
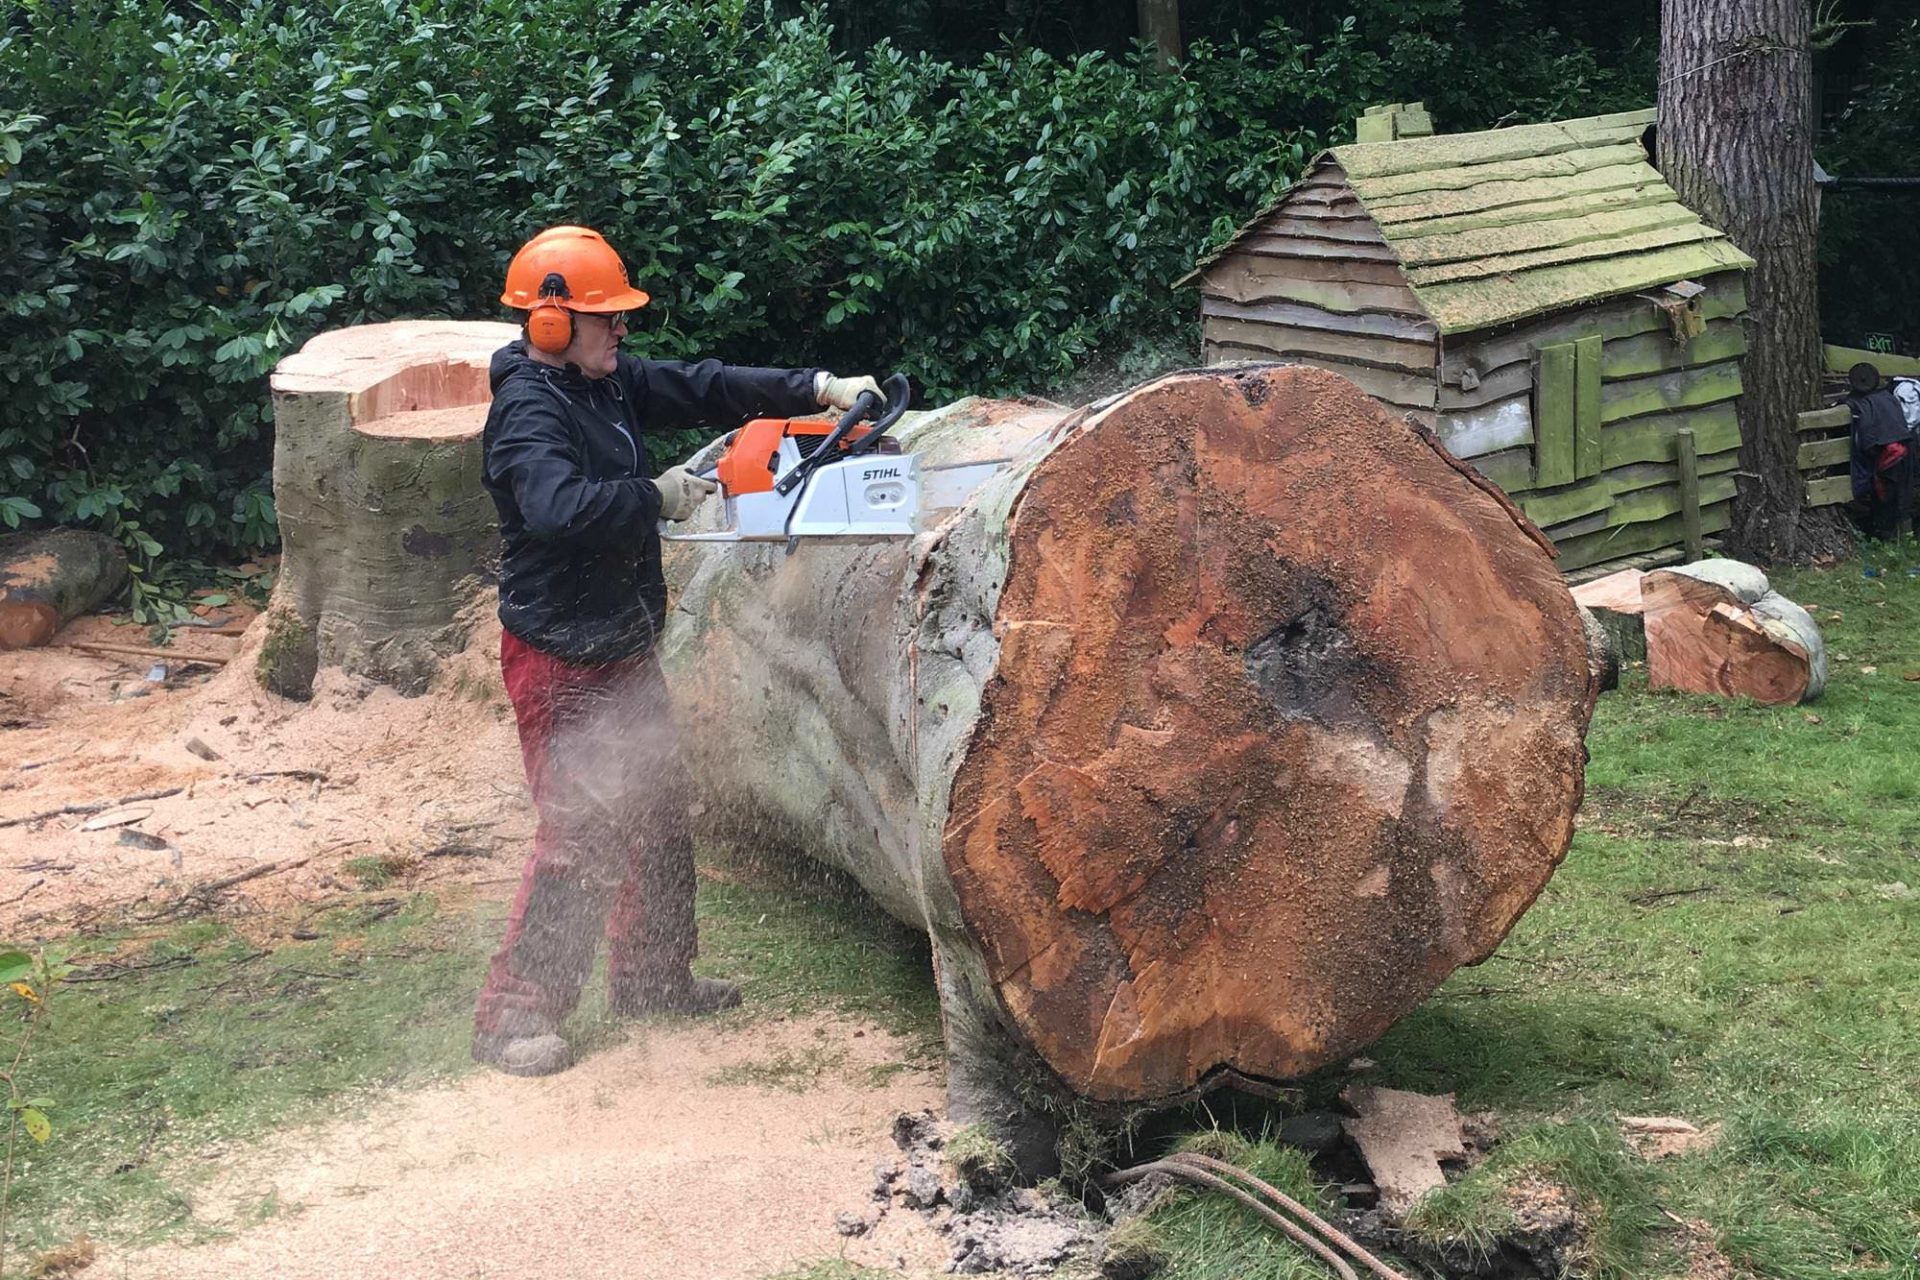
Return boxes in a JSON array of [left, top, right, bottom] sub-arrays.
[[1640, 561, 1826, 704], [661, 365, 1595, 1168], [0, 529, 130, 649], [268, 321, 515, 696], [1570, 569, 1648, 665]]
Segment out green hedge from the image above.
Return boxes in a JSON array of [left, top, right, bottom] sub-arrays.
[[0, 0, 1622, 582]]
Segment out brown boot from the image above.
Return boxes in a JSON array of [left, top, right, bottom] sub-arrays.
[[611, 975, 742, 1018], [472, 1012, 574, 1077]]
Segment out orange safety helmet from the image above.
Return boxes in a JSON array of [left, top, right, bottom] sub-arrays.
[[500, 226, 652, 354]]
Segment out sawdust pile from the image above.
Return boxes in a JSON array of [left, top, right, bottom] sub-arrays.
[[0, 600, 525, 932], [109, 1014, 948, 1280]]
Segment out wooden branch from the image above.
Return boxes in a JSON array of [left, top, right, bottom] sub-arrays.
[[67, 640, 230, 667], [0, 787, 185, 830]]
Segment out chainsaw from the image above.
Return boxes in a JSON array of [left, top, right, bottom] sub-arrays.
[[662, 372, 1008, 544]]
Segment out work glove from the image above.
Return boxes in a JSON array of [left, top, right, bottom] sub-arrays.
[[816, 372, 885, 412], [655, 464, 719, 523]]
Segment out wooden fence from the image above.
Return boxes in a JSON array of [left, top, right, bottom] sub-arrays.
[[1797, 403, 1853, 508]]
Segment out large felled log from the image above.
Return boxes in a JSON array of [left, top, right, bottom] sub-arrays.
[[1640, 561, 1826, 704], [0, 529, 130, 649], [660, 365, 1594, 1162], [267, 321, 514, 696]]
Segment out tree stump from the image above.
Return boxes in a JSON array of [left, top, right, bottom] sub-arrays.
[[660, 365, 1596, 1168], [267, 321, 515, 696], [0, 529, 129, 649]]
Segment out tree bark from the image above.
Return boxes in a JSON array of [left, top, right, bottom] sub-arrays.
[[660, 366, 1595, 1161], [1136, 0, 1183, 68], [266, 321, 513, 697], [0, 529, 129, 649], [1658, 0, 1840, 562]]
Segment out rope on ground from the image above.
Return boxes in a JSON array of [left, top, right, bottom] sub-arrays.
[[1164, 1152, 1410, 1280], [1102, 1159, 1359, 1280], [1101, 1151, 1412, 1280]]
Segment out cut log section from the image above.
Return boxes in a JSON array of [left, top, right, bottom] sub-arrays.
[[268, 321, 515, 695], [0, 529, 130, 650], [1640, 562, 1826, 704], [661, 365, 1595, 1162]]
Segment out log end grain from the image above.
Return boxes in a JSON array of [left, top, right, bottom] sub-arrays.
[[0, 601, 60, 650], [268, 319, 516, 426], [1641, 568, 1816, 705], [943, 364, 1596, 1101]]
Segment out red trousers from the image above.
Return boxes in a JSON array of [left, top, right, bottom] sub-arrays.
[[474, 630, 697, 1035]]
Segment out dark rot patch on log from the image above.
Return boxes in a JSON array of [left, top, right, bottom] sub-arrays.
[[1244, 595, 1383, 735], [942, 366, 1594, 1102], [402, 524, 454, 559]]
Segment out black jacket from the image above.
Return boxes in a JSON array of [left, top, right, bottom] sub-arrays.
[[482, 341, 821, 664], [1848, 387, 1912, 500]]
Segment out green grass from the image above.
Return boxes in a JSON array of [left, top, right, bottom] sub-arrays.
[[4, 894, 490, 1259], [1403, 1119, 1663, 1279], [694, 850, 943, 1052], [1120, 1130, 1339, 1280], [1342, 558, 1920, 1278]]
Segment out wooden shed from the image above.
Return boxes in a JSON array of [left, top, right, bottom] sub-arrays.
[[1182, 107, 1757, 573]]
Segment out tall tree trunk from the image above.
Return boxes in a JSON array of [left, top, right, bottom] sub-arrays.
[[1137, 0, 1183, 68], [1659, 0, 1837, 563]]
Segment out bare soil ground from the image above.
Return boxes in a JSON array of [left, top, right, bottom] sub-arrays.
[[0, 609, 958, 1279]]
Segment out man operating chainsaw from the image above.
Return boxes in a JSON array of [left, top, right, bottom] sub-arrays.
[[473, 225, 880, 1076]]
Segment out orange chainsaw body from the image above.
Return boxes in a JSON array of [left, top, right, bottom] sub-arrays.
[[715, 417, 893, 497]]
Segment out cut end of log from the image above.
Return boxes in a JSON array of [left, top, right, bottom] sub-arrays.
[[942, 365, 1595, 1101], [0, 602, 60, 651], [1641, 566, 1822, 705], [269, 319, 516, 430], [356, 404, 489, 442]]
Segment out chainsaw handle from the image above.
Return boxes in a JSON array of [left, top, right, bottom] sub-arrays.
[[775, 394, 875, 496], [773, 372, 910, 496], [842, 373, 913, 457]]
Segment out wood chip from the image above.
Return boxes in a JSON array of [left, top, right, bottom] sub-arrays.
[[1569, 569, 1646, 614], [79, 806, 153, 832], [1340, 1085, 1466, 1221], [185, 737, 222, 761], [1619, 1115, 1720, 1160]]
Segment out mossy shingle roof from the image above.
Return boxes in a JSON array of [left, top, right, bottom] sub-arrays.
[[1191, 108, 1755, 335]]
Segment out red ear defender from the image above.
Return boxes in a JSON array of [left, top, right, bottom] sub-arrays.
[[525, 270, 573, 353]]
